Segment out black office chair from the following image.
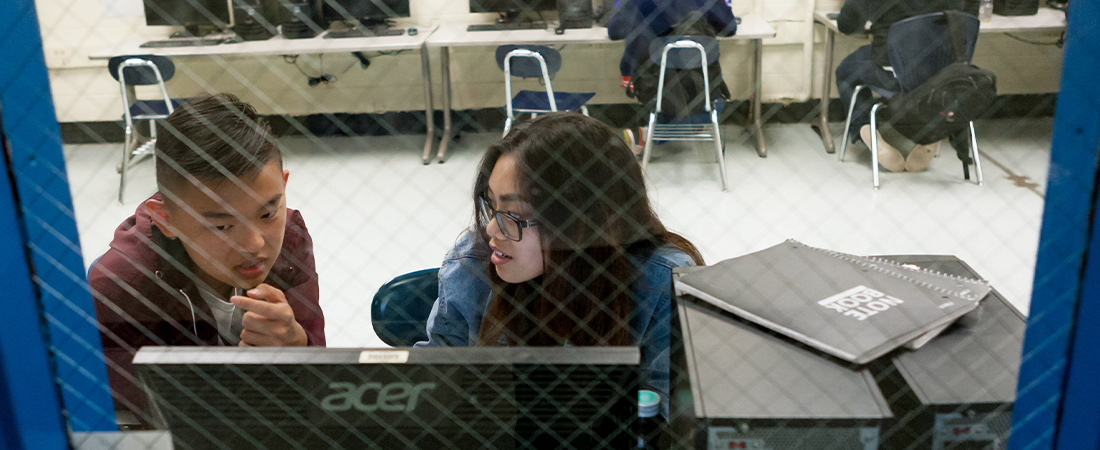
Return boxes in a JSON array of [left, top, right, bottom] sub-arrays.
[[640, 36, 727, 191], [107, 55, 185, 203], [371, 268, 439, 347], [495, 44, 595, 136], [838, 12, 984, 189]]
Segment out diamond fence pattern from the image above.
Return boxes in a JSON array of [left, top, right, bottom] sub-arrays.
[[0, 0, 1091, 448]]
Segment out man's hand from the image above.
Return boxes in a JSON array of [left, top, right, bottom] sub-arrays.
[[230, 283, 308, 347]]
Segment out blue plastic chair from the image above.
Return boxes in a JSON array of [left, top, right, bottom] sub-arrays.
[[839, 12, 984, 189], [371, 268, 439, 347], [495, 45, 595, 136], [107, 55, 185, 203], [640, 36, 727, 191]]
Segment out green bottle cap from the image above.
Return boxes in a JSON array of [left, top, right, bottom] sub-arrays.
[[638, 390, 660, 418]]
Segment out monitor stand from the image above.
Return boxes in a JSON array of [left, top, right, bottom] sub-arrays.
[[496, 10, 545, 27], [170, 25, 219, 38]]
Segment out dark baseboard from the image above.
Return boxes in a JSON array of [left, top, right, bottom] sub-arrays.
[[61, 93, 1056, 144]]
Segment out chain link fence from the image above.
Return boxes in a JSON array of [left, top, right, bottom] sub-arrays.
[[3, 0, 1084, 447]]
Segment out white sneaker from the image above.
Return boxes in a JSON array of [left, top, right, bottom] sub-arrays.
[[904, 140, 942, 172], [861, 125, 905, 173]]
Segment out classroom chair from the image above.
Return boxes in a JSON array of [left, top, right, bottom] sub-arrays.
[[495, 45, 595, 136], [371, 268, 439, 346], [107, 55, 184, 203], [838, 12, 985, 189], [640, 36, 728, 191]]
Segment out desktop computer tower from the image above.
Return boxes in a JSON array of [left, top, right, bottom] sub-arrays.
[[871, 255, 1024, 450], [279, 0, 321, 38], [231, 0, 277, 40], [670, 271, 892, 450], [558, 0, 593, 28]]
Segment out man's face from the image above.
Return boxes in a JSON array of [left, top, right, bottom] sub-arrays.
[[149, 160, 289, 296]]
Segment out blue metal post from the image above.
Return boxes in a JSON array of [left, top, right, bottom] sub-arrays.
[[1010, 0, 1100, 449], [0, 122, 69, 449], [0, 0, 117, 435]]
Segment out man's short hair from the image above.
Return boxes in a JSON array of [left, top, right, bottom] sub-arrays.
[[154, 93, 282, 196]]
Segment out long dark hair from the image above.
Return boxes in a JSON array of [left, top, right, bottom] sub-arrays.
[[474, 112, 703, 347]]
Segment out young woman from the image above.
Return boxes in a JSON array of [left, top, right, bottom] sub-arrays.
[[421, 112, 703, 416]]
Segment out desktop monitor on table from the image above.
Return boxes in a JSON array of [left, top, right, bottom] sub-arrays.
[[320, 0, 410, 27], [134, 346, 639, 449], [144, 0, 232, 37], [469, 0, 558, 23]]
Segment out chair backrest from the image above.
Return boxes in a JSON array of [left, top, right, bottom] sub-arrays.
[[107, 55, 176, 86], [887, 11, 979, 92], [370, 268, 440, 347], [646, 35, 719, 70], [495, 45, 562, 78], [647, 36, 719, 114]]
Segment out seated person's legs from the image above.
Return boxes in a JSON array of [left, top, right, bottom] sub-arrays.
[[836, 45, 901, 143]]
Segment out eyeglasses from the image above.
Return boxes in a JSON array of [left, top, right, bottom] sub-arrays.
[[482, 202, 538, 242]]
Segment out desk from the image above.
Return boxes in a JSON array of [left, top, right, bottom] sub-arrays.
[[89, 28, 439, 161], [424, 14, 776, 163], [812, 8, 1065, 154]]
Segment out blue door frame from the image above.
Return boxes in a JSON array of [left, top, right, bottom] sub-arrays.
[[0, 0, 1098, 447], [1010, 0, 1100, 449], [0, 0, 117, 443]]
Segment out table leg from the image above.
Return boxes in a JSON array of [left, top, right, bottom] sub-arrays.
[[435, 47, 453, 163], [752, 39, 766, 158], [818, 25, 836, 154], [420, 43, 435, 165]]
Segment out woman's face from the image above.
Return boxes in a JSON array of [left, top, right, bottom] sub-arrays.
[[484, 154, 544, 283]]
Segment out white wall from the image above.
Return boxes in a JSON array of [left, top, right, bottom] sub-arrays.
[[38, 0, 1064, 123]]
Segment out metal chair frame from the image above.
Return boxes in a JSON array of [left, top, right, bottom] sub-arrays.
[[641, 39, 727, 191], [501, 47, 590, 136], [837, 12, 984, 189], [114, 57, 175, 203]]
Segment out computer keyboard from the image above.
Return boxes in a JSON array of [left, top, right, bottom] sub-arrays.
[[140, 37, 224, 48], [324, 28, 405, 38], [467, 22, 548, 32]]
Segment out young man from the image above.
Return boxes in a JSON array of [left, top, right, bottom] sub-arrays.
[[90, 93, 324, 422]]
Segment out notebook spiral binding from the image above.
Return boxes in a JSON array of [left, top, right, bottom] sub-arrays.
[[786, 239, 989, 301]]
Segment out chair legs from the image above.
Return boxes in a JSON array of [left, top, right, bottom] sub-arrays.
[[839, 85, 866, 162], [710, 110, 728, 191], [968, 121, 983, 186], [869, 103, 883, 190], [118, 118, 157, 203], [640, 113, 658, 172], [503, 117, 513, 137]]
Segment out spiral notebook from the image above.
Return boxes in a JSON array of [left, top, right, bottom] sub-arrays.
[[675, 240, 990, 364]]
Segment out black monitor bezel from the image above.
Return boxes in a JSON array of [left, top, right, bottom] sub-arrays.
[[319, 0, 411, 25]]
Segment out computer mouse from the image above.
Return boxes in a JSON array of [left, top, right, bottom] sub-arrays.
[[408, 27, 418, 36]]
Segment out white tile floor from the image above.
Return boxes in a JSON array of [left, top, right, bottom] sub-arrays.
[[65, 118, 1051, 348]]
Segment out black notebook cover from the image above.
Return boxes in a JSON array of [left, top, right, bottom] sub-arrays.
[[676, 240, 988, 364]]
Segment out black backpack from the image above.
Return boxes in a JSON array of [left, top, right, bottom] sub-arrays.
[[628, 12, 731, 118], [883, 14, 997, 146]]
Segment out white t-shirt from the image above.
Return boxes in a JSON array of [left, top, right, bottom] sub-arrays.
[[198, 288, 243, 346]]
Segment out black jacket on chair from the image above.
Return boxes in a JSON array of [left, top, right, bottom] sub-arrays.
[[837, 0, 965, 66]]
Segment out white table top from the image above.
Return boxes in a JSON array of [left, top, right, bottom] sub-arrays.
[[88, 25, 436, 60], [425, 13, 775, 48], [814, 8, 1065, 34]]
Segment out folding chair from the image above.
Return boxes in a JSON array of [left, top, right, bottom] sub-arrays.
[[107, 55, 183, 203], [495, 45, 595, 136], [838, 12, 984, 189], [640, 36, 727, 191]]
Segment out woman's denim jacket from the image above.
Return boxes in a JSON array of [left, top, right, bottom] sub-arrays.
[[416, 229, 696, 417]]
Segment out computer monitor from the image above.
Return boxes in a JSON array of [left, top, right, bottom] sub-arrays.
[[320, 0, 410, 27], [143, 0, 232, 37], [469, 0, 558, 23], [134, 346, 639, 449]]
